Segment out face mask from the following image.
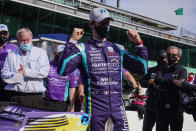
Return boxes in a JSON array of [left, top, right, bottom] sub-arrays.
[[20, 42, 32, 51], [188, 77, 194, 82], [94, 24, 110, 38], [0, 36, 8, 45], [167, 54, 177, 65]]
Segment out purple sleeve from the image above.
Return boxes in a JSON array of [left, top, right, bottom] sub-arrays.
[[69, 69, 83, 88], [78, 75, 84, 84], [123, 45, 148, 75], [57, 42, 82, 76], [122, 68, 127, 76], [69, 71, 79, 88]]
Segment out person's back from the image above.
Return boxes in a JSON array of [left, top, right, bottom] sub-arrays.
[[44, 45, 81, 112], [44, 61, 70, 101]]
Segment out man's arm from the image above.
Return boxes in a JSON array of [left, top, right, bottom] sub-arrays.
[[123, 70, 138, 88], [1, 54, 15, 80], [121, 30, 148, 75], [24, 50, 50, 78], [140, 68, 155, 88], [173, 80, 196, 95], [57, 28, 84, 76]]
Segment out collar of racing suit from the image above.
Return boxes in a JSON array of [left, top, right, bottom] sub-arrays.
[[88, 37, 107, 48]]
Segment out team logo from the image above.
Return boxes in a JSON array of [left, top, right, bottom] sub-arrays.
[[81, 114, 90, 126], [107, 47, 116, 55], [110, 59, 119, 70], [99, 8, 108, 14]]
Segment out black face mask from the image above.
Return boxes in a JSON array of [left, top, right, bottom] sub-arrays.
[[0, 36, 8, 45], [94, 24, 110, 38], [167, 54, 178, 65]]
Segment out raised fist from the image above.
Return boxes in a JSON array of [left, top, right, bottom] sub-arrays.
[[126, 30, 142, 44], [71, 28, 84, 41]]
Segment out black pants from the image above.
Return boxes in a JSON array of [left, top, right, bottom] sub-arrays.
[[156, 107, 183, 131], [0, 90, 44, 109], [142, 108, 157, 131], [44, 98, 68, 112]]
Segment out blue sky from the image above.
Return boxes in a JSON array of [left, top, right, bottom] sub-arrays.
[[93, 0, 196, 36]]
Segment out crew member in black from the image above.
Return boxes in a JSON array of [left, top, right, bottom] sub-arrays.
[[155, 46, 187, 131], [173, 79, 196, 122], [140, 50, 167, 131]]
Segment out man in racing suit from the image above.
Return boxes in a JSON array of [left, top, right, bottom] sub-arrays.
[[57, 8, 148, 131]]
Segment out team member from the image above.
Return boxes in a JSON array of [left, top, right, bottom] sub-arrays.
[[44, 45, 80, 112], [1, 27, 50, 108], [0, 24, 17, 101], [69, 82, 84, 112], [57, 8, 148, 131], [68, 68, 84, 112], [188, 72, 195, 84], [154, 46, 187, 131], [140, 50, 167, 131]]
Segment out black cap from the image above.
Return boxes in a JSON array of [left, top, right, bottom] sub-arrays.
[[156, 50, 167, 60]]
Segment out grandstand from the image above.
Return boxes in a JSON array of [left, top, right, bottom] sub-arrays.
[[1, 0, 196, 72]]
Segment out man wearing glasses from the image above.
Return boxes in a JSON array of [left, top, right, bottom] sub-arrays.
[[0, 24, 17, 101], [154, 46, 187, 131]]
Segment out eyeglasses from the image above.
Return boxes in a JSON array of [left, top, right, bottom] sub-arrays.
[[167, 53, 179, 57]]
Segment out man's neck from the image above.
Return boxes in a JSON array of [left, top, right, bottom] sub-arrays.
[[93, 32, 106, 42]]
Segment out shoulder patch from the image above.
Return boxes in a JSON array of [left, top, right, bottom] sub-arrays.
[[115, 43, 125, 50], [75, 43, 84, 52]]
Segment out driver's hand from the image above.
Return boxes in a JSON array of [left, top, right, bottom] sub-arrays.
[[126, 30, 142, 44], [71, 28, 84, 41]]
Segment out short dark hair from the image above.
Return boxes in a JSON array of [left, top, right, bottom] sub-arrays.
[[188, 72, 195, 76]]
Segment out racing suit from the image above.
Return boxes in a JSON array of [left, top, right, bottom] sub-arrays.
[[57, 38, 148, 131]]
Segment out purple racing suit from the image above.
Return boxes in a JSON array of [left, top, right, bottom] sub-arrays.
[[57, 38, 148, 131]]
